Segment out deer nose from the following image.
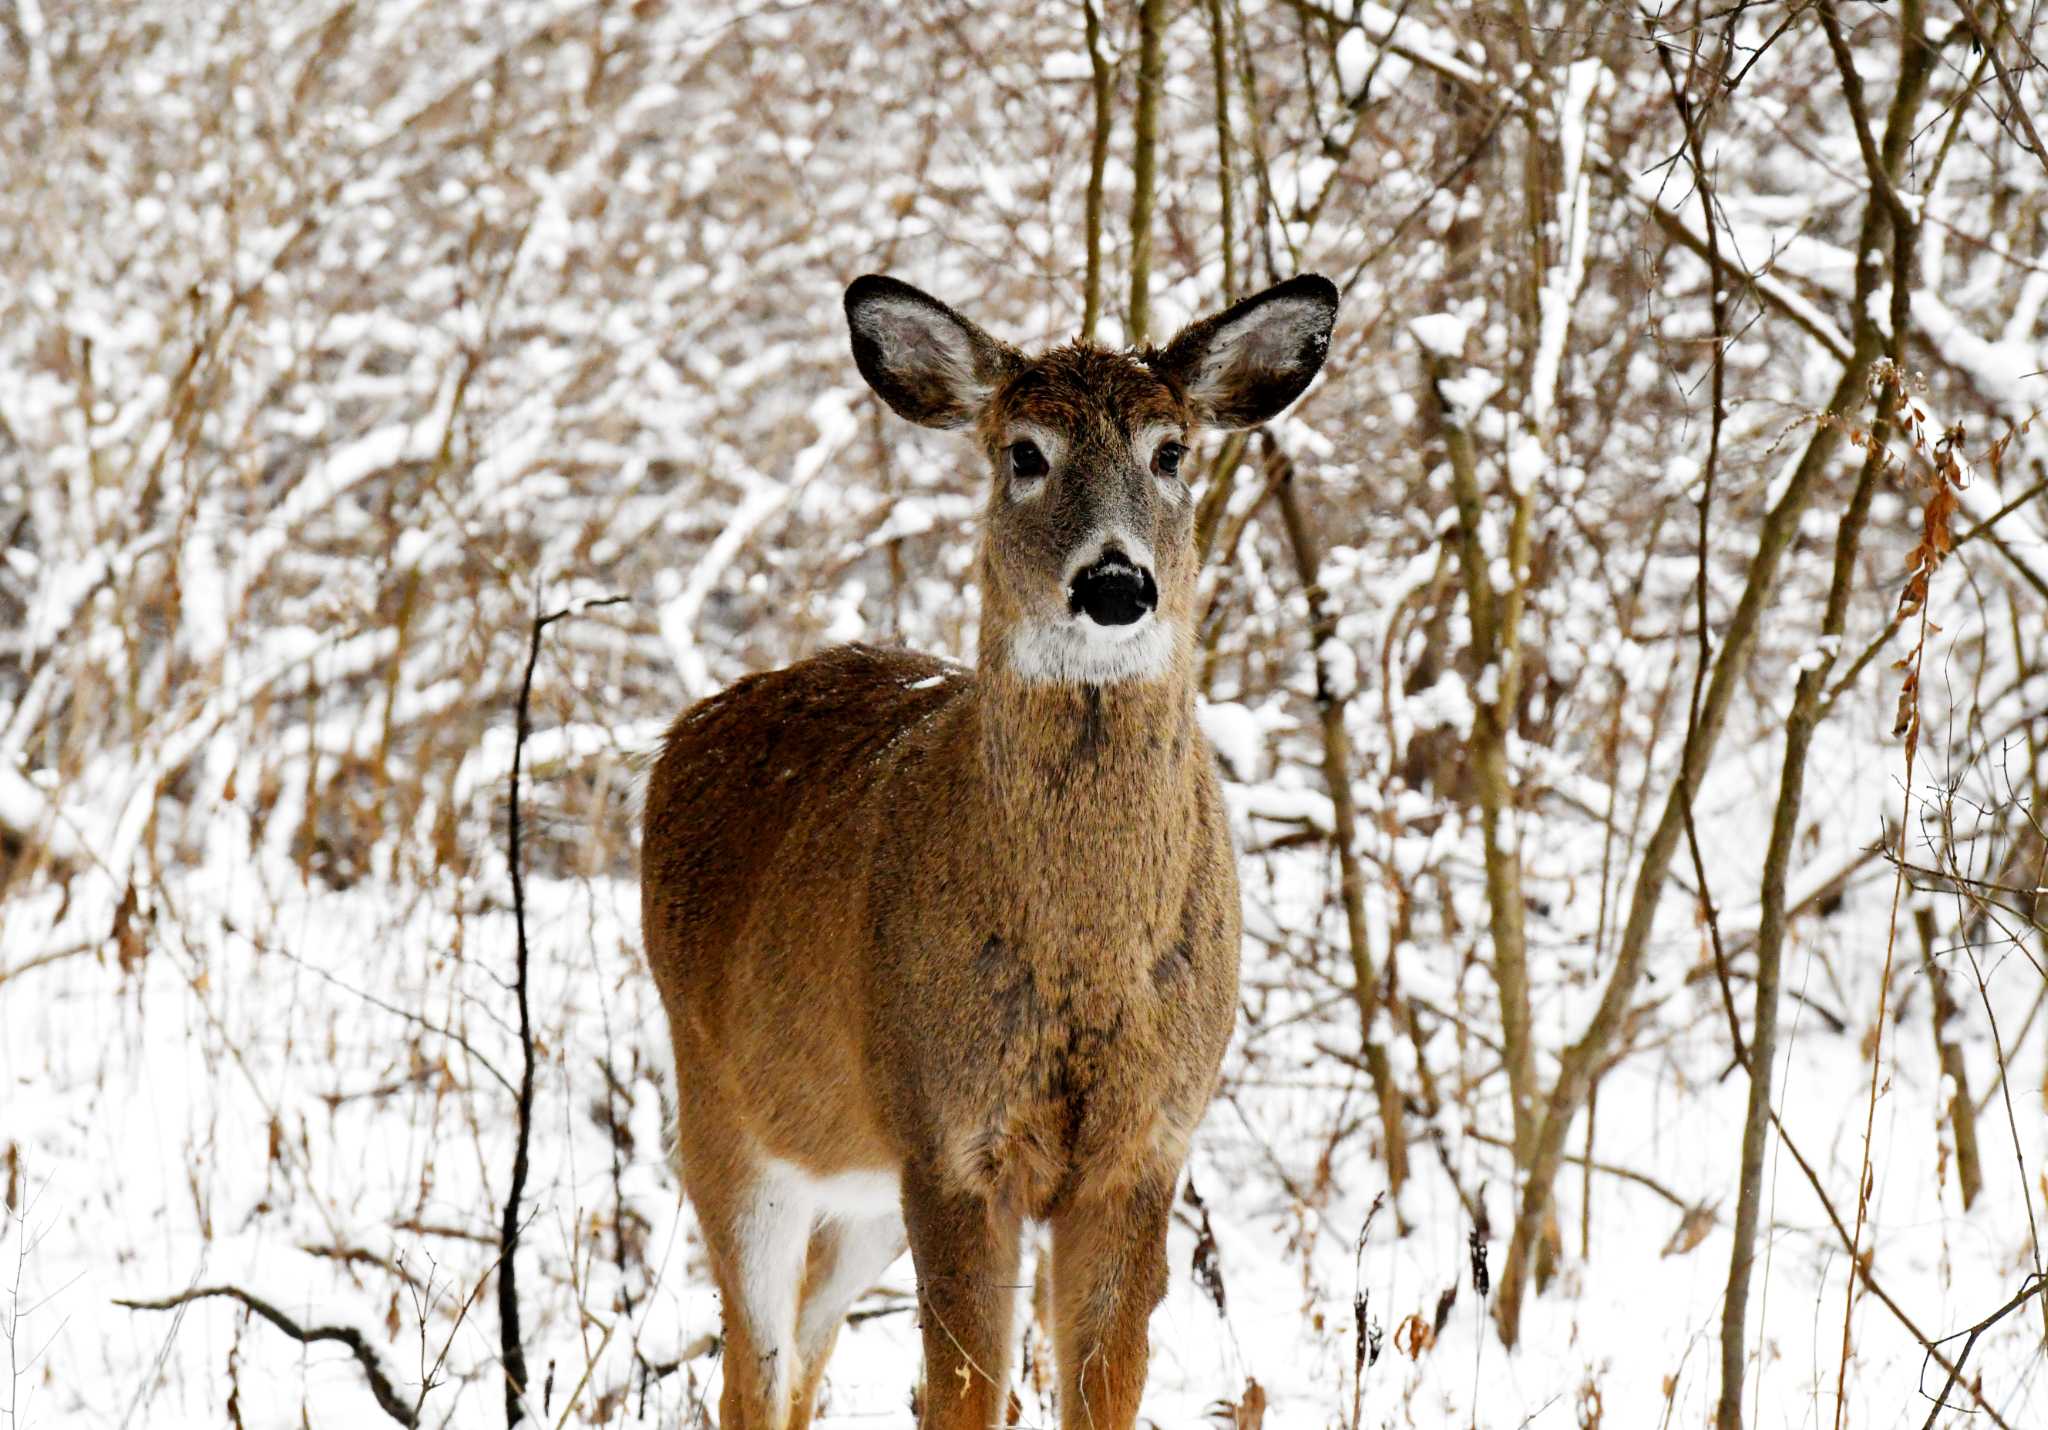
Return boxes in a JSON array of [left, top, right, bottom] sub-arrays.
[[1068, 551, 1158, 627]]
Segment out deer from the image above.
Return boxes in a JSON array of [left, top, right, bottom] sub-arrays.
[[640, 270, 1338, 1430]]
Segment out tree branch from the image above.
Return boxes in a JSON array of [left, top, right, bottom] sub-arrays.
[[115, 1286, 418, 1426]]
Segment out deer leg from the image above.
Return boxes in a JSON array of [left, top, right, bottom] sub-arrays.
[[1048, 1170, 1173, 1430], [689, 1155, 814, 1430], [787, 1211, 908, 1429], [902, 1163, 1022, 1430]]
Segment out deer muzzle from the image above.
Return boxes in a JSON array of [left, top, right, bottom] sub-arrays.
[[1068, 553, 1158, 628]]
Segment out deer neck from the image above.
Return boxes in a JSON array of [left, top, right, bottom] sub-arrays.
[[968, 643, 1203, 926]]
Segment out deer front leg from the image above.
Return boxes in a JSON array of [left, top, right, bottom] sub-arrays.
[[903, 1161, 1022, 1430], [1048, 1170, 1173, 1430]]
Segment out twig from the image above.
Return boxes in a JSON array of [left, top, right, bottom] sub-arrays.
[[299, 1243, 428, 1292], [502, 592, 629, 1425], [1757, 1104, 2016, 1429], [1912, 908, 1983, 1209], [1918, 1276, 2048, 1429], [1831, 8, 1937, 1401], [1648, 12, 1745, 1108], [1461, 1126, 1693, 1212], [232, 924, 517, 1097], [0, 942, 93, 989], [114, 1286, 417, 1426], [1949, 0, 2048, 179]]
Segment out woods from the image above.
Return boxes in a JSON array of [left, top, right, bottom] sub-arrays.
[[3, 0, 2046, 1425]]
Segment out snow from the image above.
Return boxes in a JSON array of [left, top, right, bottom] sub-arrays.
[[1527, 59, 1599, 437], [1317, 636, 1359, 701], [1336, 28, 1372, 98], [1409, 310, 1469, 358], [0, 761, 84, 862], [1198, 698, 1264, 780], [2, 3, 2044, 1427]]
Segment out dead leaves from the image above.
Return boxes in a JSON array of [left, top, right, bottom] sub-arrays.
[[1209, 1378, 1266, 1430], [1184, 1176, 1228, 1318], [1468, 1206, 1491, 1297], [112, 882, 148, 973], [1659, 1202, 1718, 1258], [1393, 1311, 1436, 1358], [1576, 1377, 1606, 1428], [1862, 359, 2007, 756]]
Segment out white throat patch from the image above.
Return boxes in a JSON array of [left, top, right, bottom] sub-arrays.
[[1005, 616, 1181, 685]]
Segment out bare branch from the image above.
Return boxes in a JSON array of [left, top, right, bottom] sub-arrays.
[[114, 1286, 417, 1427]]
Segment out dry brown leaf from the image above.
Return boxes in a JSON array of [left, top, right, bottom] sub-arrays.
[[1394, 1311, 1435, 1359], [1577, 1378, 1605, 1428], [1210, 1378, 1268, 1430], [1660, 1202, 1717, 1258], [112, 883, 147, 973]]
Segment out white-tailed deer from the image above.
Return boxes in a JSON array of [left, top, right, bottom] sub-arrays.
[[641, 272, 1338, 1429]]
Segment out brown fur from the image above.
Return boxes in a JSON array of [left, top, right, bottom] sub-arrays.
[[641, 274, 1334, 1429]]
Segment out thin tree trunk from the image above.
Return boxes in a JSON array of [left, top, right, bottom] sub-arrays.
[[1127, 0, 1166, 345], [1713, 431, 1886, 1430], [1273, 444, 1411, 1204], [1495, 351, 1870, 1347], [1717, 3, 1936, 1396], [1229, 0, 1279, 285], [1422, 348, 1536, 1162], [1081, 0, 1113, 342], [1203, 0, 1238, 302]]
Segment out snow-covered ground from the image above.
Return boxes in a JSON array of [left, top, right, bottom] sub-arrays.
[[6, 681, 2042, 1426]]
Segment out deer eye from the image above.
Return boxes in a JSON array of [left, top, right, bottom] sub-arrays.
[[1154, 441, 1186, 477], [1008, 441, 1048, 480]]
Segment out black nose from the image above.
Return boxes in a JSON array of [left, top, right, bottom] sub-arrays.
[[1068, 555, 1158, 627]]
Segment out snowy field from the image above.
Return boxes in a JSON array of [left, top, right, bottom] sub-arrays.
[[6, 686, 2044, 1426]]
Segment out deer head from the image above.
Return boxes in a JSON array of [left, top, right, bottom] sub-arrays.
[[845, 274, 1339, 686]]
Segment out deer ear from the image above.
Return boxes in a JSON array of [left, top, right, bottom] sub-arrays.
[[1148, 275, 1339, 429], [844, 276, 1022, 429]]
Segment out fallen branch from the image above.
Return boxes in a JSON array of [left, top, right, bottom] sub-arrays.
[[114, 1285, 417, 1426]]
